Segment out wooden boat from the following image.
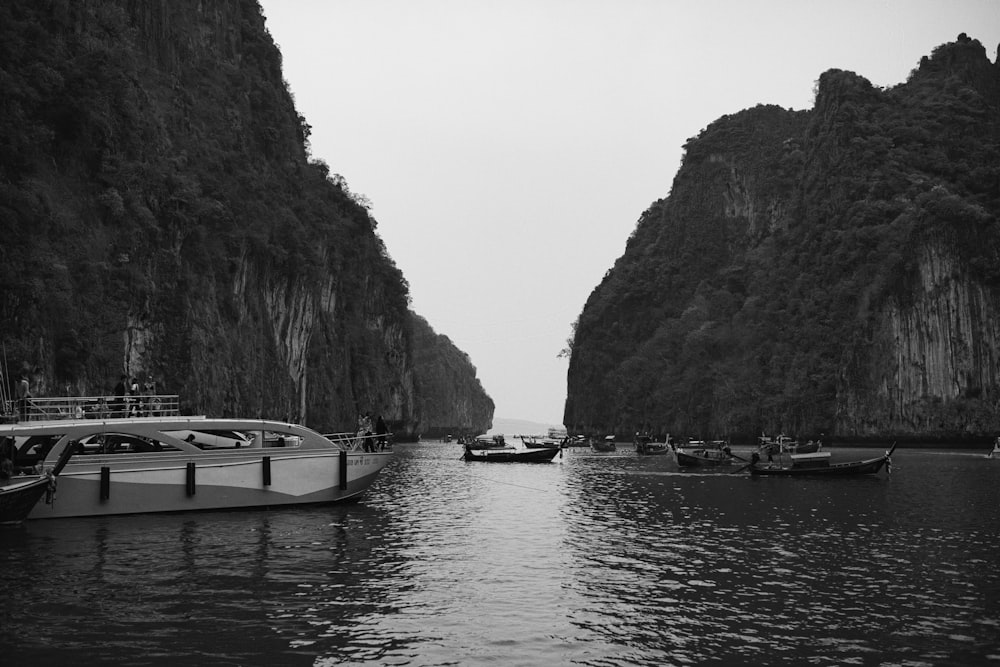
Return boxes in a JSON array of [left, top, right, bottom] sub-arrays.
[[634, 434, 670, 455], [0, 397, 393, 520], [0, 437, 76, 525], [467, 435, 509, 450], [757, 434, 821, 455], [519, 435, 561, 449], [747, 443, 896, 477], [672, 440, 738, 467], [463, 443, 560, 463], [591, 435, 616, 452]]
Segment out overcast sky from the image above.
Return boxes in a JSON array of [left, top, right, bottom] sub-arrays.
[[258, 0, 999, 426]]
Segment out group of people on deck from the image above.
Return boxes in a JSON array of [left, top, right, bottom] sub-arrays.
[[357, 411, 389, 452], [5, 372, 162, 422], [112, 374, 159, 417]]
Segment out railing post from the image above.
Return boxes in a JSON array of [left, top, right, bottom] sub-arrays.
[[100, 466, 111, 501], [339, 449, 348, 490]]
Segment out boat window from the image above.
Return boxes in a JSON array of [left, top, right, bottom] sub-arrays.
[[77, 433, 180, 454], [163, 430, 251, 450], [262, 433, 301, 448]]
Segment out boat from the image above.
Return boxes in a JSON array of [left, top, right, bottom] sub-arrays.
[[746, 443, 896, 477], [591, 435, 616, 452], [0, 396, 393, 520], [0, 441, 75, 525], [672, 439, 739, 467], [466, 435, 509, 450], [463, 442, 560, 463], [634, 433, 670, 455], [547, 427, 568, 440], [757, 433, 822, 455], [987, 437, 1000, 459], [519, 435, 561, 449]]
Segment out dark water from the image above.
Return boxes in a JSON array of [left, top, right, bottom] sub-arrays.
[[2, 443, 998, 666]]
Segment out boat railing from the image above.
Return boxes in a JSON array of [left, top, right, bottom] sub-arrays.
[[12, 395, 181, 422], [323, 430, 393, 452]]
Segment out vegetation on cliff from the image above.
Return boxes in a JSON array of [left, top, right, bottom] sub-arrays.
[[0, 0, 493, 435], [409, 313, 494, 437], [565, 35, 1000, 441]]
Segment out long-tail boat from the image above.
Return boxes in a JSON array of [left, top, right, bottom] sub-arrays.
[[744, 443, 896, 477]]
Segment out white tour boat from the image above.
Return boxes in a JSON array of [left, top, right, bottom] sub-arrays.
[[0, 395, 392, 520]]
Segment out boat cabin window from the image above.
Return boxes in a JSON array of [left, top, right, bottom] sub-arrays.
[[163, 429, 252, 450], [256, 432, 302, 448], [76, 433, 180, 455]]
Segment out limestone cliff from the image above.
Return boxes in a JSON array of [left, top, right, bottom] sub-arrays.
[[565, 34, 1000, 441], [0, 0, 493, 436], [409, 313, 494, 438]]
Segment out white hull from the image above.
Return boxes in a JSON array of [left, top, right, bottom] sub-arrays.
[[29, 450, 391, 519]]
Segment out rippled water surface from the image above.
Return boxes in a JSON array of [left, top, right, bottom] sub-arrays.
[[2, 443, 999, 666]]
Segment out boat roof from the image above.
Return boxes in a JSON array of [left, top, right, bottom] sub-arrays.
[[0, 416, 323, 439]]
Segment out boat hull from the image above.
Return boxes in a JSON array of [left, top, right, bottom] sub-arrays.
[[28, 450, 391, 519], [635, 440, 670, 455], [1, 476, 52, 525], [674, 449, 734, 467], [749, 455, 889, 477], [463, 447, 560, 463]]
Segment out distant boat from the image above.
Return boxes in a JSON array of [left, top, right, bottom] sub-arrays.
[[466, 435, 509, 450], [672, 440, 739, 467], [591, 435, 616, 452], [634, 433, 670, 455], [987, 437, 1000, 459], [519, 435, 561, 449], [746, 444, 896, 477], [758, 433, 821, 455], [463, 443, 560, 463]]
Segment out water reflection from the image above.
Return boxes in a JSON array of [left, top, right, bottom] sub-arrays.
[[1, 445, 999, 665]]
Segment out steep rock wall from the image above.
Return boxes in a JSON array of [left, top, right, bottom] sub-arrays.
[[840, 243, 1000, 434], [0, 0, 492, 437]]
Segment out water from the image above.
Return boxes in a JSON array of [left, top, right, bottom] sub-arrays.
[[2, 442, 998, 666]]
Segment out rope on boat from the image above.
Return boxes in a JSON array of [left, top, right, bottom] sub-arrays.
[[462, 472, 554, 494]]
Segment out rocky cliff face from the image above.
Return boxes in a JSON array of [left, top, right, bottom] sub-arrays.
[[841, 241, 1000, 434], [0, 0, 493, 436], [409, 313, 494, 438], [565, 34, 1000, 440]]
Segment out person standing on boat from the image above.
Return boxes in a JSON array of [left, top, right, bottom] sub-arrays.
[[143, 375, 159, 416], [112, 374, 127, 417], [375, 414, 388, 450], [358, 412, 374, 451], [127, 376, 141, 416], [15, 374, 30, 422]]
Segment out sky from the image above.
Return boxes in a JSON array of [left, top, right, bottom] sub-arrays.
[[258, 0, 999, 426]]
